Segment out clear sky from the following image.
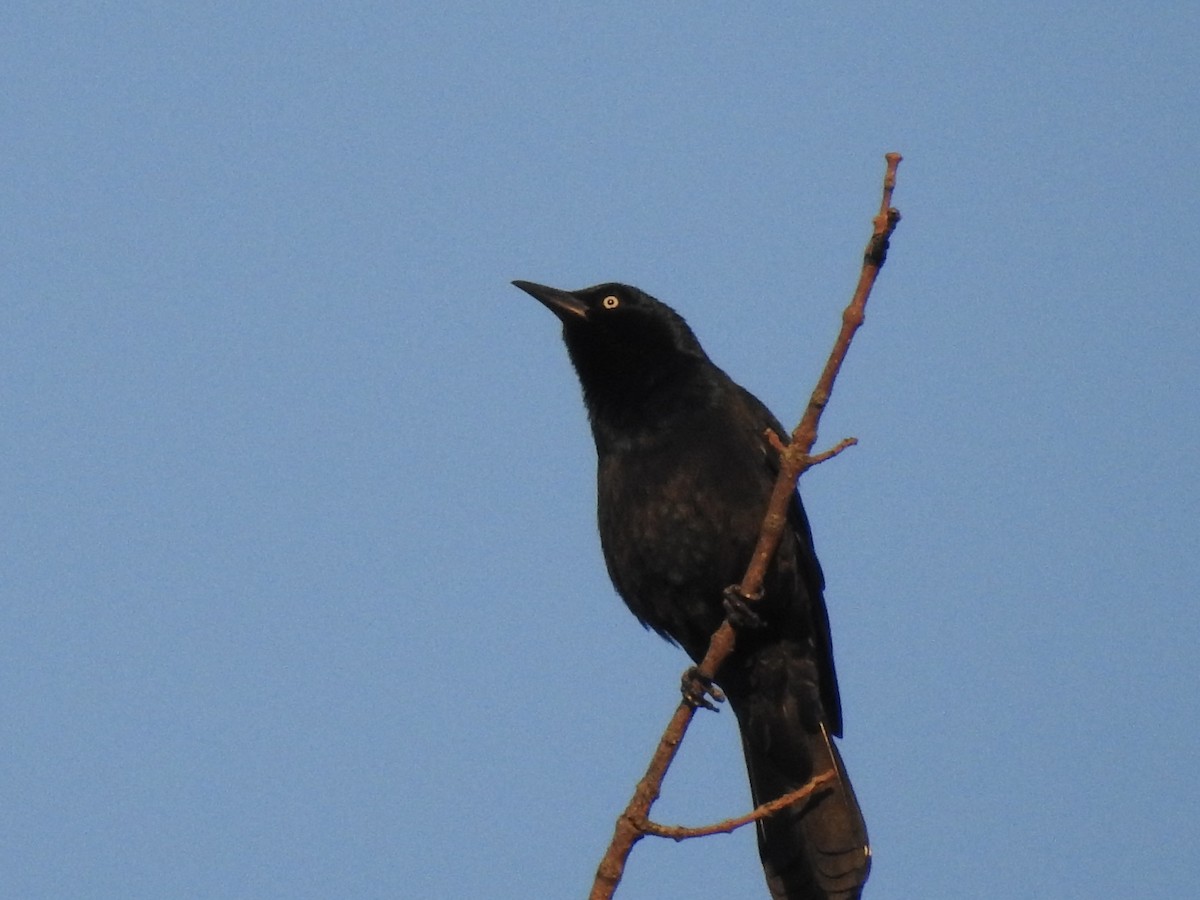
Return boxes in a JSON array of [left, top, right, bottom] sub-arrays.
[[4, 3, 1197, 898]]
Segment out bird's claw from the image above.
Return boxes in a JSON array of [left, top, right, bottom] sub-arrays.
[[723, 585, 766, 631], [681, 666, 725, 712]]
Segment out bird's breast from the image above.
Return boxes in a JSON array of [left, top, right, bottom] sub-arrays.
[[595, 431, 770, 656]]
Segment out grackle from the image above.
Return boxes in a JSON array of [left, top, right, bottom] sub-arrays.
[[514, 279, 870, 900]]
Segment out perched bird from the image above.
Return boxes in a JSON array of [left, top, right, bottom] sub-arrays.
[[514, 279, 870, 900]]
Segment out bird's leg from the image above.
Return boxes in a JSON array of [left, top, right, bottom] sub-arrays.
[[680, 667, 725, 712], [722, 585, 766, 631]]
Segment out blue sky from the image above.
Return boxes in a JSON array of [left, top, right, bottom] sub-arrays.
[[3, 3, 1197, 898]]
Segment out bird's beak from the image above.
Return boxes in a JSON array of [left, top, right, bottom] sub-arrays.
[[512, 280, 589, 322]]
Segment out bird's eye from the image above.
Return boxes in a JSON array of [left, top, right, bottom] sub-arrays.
[[601, 295, 620, 310]]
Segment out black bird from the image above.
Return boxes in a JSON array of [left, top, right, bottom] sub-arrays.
[[514, 279, 870, 900]]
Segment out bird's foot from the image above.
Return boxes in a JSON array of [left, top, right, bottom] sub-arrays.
[[722, 585, 766, 631], [680, 667, 725, 712]]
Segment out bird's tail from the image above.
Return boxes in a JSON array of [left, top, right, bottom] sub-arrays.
[[733, 706, 871, 899]]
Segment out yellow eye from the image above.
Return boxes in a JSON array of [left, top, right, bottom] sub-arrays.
[[601, 295, 620, 310]]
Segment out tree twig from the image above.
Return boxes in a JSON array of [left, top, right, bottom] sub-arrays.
[[640, 769, 838, 841], [589, 153, 902, 900]]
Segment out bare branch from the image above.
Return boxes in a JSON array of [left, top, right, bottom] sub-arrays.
[[808, 436, 859, 466], [641, 770, 838, 841], [589, 153, 902, 899]]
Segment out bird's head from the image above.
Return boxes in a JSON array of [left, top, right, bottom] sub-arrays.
[[513, 280, 713, 424], [514, 278, 708, 372]]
